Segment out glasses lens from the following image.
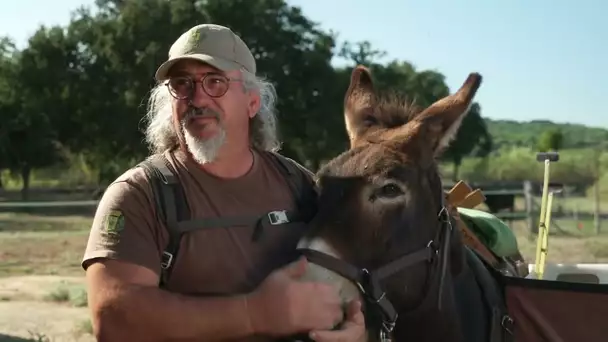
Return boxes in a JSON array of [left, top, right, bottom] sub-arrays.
[[168, 77, 192, 99], [203, 74, 229, 97]]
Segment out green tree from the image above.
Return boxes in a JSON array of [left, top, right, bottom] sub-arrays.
[[338, 40, 386, 66], [442, 103, 493, 180], [537, 127, 564, 152], [2, 0, 496, 185], [8, 28, 75, 198], [60, 0, 341, 171], [0, 33, 71, 198], [0, 37, 19, 189]]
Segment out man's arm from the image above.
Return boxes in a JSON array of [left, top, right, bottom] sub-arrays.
[[83, 171, 256, 341], [86, 259, 255, 341], [86, 253, 344, 342]]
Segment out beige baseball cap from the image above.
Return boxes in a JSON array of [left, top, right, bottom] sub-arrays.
[[155, 24, 256, 81]]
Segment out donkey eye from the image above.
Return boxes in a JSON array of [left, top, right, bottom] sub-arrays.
[[377, 183, 404, 198]]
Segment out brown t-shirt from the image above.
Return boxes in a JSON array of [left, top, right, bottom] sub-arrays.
[[82, 148, 315, 339]]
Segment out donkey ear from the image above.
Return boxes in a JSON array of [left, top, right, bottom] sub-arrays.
[[412, 72, 482, 156], [344, 65, 377, 148]]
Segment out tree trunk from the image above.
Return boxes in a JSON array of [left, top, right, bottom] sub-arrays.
[[20, 165, 31, 201]]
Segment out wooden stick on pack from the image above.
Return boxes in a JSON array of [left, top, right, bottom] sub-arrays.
[[446, 181, 499, 266]]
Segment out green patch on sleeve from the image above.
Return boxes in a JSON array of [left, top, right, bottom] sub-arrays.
[[103, 209, 125, 238]]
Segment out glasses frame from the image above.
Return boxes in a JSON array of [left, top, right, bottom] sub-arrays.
[[164, 72, 244, 100]]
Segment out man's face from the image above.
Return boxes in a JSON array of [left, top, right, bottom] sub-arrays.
[[166, 60, 259, 164]]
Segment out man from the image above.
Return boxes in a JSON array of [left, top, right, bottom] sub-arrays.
[[82, 23, 366, 342]]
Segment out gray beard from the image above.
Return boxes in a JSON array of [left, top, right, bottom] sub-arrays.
[[181, 106, 226, 164]]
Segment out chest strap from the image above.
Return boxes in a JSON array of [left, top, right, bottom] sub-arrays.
[[136, 152, 316, 289]]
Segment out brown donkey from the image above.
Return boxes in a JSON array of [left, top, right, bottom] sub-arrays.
[[296, 65, 487, 342]]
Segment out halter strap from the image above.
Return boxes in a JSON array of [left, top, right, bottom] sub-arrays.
[[297, 204, 456, 339]]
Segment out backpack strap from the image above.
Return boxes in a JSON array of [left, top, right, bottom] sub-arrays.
[[264, 151, 318, 218], [247, 151, 318, 241], [137, 154, 190, 288]]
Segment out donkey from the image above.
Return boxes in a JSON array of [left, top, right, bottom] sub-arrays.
[[296, 65, 504, 342]]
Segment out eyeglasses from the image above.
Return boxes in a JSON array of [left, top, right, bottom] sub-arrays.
[[165, 73, 243, 100]]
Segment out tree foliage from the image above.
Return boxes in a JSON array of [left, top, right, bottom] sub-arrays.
[[488, 119, 607, 151], [0, 0, 494, 196], [537, 127, 564, 152]]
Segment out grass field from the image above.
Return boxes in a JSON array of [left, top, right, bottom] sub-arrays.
[[1, 194, 608, 341]]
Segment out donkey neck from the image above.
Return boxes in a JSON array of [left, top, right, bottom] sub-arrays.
[[297, 236, 465, 342], [395, 302, 465, 342], [297, 236, 342, 259]]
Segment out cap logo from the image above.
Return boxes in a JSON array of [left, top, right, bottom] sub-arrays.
[[190, 29, 200, 42], [183, 29, 206, 53]]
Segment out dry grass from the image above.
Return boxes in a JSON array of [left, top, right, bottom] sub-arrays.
[[0, 206, 608, 341], [0, 212, 92, 278], [0, 276, 93, 342], [512, 221, 608, 264]]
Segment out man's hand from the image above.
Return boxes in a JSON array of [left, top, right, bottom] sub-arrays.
[[309, 300, 367, 342], [246, 257, 344, 336]]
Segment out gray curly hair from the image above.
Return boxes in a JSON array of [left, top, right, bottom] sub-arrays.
[[143, 69, 281, 157]]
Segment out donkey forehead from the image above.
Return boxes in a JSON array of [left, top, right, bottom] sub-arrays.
[[320, 142, 415, 180]]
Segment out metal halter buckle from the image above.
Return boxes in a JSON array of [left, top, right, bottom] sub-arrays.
[[382, 320, 396, 333], [437, 206, 453, 231], [380, 329, 391, 342], [355, 268, 370, 295], [427, 240, 439, 256], [501, 315, 514, 335], [380, 320, 396, 342]]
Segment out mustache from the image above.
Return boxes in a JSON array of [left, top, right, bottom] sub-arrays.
[[183, 105, 221, 122]]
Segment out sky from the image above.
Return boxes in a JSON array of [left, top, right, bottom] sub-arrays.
[[1, 0, 607, 128]]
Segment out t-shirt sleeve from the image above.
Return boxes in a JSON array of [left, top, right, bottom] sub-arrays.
[[82, 170, 165, 275]]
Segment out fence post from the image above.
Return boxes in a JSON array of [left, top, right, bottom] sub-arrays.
[[524, 180, 536, 234]]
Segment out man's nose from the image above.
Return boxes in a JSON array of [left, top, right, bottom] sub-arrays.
[[188, 82, 212, 107]]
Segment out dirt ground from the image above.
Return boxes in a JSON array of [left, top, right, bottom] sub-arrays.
[[0, 212, 93, 341], [0, 276, 93, 342], [1, 208, 608, 341]]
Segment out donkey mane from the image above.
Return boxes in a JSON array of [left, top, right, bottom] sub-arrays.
[[362, 91, 424, 128]]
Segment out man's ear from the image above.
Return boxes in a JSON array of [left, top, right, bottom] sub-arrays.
[[407, 72, 483, 156], [344, 65, 377, 148], [247, 90, 261, 118]]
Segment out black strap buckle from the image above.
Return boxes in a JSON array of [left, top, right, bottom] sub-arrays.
[[268, 210, 290, 225]]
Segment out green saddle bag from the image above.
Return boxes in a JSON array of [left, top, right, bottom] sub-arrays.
[[456, 207, 519, 258]]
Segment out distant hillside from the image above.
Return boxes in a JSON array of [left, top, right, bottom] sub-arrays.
[[485, 118, 608, 150]]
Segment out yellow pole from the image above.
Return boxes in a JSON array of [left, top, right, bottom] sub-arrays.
[[534, 159, 550, 277], [537, 192, 554, 280]]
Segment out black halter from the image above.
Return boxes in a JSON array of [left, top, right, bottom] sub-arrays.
[[296, 204, 455, 340]]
